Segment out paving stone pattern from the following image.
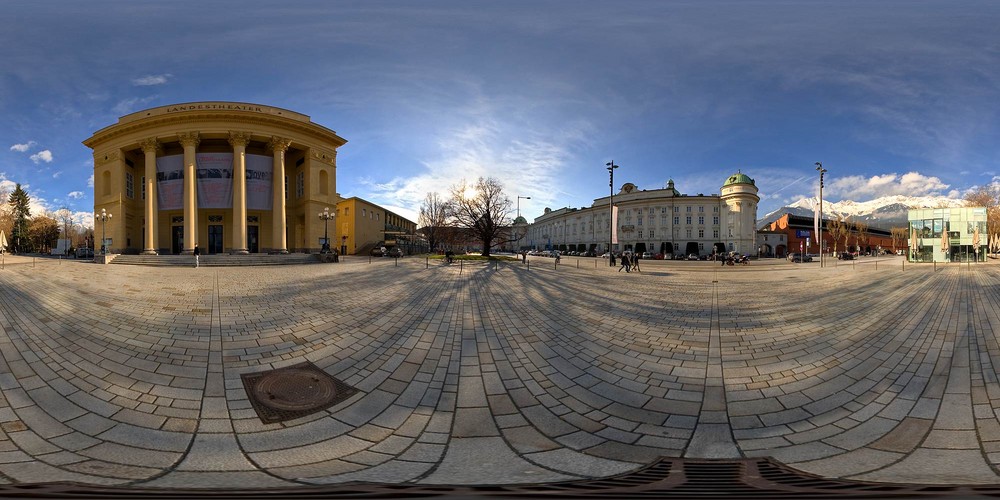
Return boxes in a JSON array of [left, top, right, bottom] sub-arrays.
[[0, 254, 997, 488]]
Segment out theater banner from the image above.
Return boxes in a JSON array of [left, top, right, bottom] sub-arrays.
[[157, 153, 273, 211]]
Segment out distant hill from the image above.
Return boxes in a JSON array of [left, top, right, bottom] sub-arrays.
[[758, 195, 966, 230]]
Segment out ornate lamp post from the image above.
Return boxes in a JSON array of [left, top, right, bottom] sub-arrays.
[[815, 162, 827, 267], [318, 207, 334, 253], [96, 208, 112, 255], [606, 161, 618, 265]]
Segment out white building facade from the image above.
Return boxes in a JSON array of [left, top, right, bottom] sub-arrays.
[[526, 173, 760, 257]]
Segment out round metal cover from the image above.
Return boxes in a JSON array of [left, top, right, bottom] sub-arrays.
[[252, 367, 339, 412]]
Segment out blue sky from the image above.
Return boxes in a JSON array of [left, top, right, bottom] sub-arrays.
[[2, 1, 998, 228]]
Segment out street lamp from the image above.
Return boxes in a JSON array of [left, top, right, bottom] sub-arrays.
[[96, 208, 112, 255], [815, 162, 827, 267], [517, 196, 530, 220], [318, 207, 334, 253], [606, 161, 618, 266]]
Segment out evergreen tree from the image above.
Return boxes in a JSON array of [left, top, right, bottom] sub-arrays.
[[8, 184, 30, 254]]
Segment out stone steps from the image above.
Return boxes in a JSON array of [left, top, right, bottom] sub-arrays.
[[109, 253, 321, 267]]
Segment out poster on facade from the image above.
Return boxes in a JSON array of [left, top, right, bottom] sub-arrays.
[[246, 154, 273, 210], [156, 155, 184, 211], [196, 153, 233, 209]]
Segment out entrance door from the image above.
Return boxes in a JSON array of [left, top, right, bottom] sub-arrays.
[[208, 225, 224, 254], [172, 226, 184, 255], [247, 226, 259, 253]]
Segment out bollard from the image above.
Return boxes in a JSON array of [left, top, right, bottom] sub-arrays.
[[875, 259, 877, 271], [460, 260, 463, 275], [577, 259, 579, 269], [526, 260, 529, 271], [395, 257, 398, 267], [934, 261, 937, 272], [426, 256, 429, 269], [33, 257, 36, 268], [554, 260, 557, 270], [369, 255, 372, 264]]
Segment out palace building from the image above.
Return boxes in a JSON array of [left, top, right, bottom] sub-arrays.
[[526, 173, 760, 257], [84, 102, 346, 255]]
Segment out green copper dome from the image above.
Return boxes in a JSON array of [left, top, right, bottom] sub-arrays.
[[723, 172, 755, 187]]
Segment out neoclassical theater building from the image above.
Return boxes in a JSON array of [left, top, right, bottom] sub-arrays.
[[84, 102, 346, 255], [525, 173, 760, 257]]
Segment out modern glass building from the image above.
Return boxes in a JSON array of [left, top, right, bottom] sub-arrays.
[[908, 207, 987, 262]]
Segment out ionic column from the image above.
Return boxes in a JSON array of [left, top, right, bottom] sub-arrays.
[[178, 132, 200, 254], [228, 131, 252, 254], [139, 138, 160, 255], [269, 137, 291, 254]]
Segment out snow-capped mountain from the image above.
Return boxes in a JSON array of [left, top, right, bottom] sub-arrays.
[[759, 195, 966, 230]]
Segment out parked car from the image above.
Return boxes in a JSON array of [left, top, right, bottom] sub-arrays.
[[687, 254, 699, 261], [641, 252, 653, 259], [387, 247, 403, 258], [75, 247, 94, 259], [838, 252, 855, 260], [370, 247, 384, 256], [788, 252, 812, 263]]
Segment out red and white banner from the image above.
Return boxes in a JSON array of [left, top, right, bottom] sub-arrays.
[[196, 153, 233, 209], [246, 154, 273, 210], [156, 155, 184, 211]]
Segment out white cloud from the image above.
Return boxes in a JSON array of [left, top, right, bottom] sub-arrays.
[[826, 171, 952, 200], [131, 74, 172, 86], [68, 191, 84, 199], [87, 174, 94, 188], [29, 150, 53, 163], [52, 171, 62, 179], [9, 141, 36, 152]]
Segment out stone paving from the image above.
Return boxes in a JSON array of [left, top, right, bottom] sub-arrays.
[[0, 253, 998, 488]]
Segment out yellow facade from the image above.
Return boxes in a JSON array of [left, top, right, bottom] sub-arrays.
[[335, 197, 417, 255], [84, 102, 346, 254]]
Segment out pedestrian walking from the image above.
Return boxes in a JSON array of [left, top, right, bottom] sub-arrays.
[[618, 251, 631, 273], [193, 245, 201, 268], [632, 252, 641, 272]]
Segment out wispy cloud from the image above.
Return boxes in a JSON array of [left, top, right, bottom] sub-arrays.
[[9, 141, 36, 152], [67, 190, 84, 199], [131, 74, 172, 86], [112, 96, 158, 115], [30, 150, 53, 163], [87, 174, 94, 188]]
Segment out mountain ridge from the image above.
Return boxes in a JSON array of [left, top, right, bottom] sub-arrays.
[[759, 194, 966, 230]]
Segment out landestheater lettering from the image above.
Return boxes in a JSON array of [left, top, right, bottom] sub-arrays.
[[166, 103, 265, 113]]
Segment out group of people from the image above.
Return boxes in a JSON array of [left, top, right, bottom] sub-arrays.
[[614, 251, 642, 273]]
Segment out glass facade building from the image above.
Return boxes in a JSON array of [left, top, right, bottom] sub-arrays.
[[908, 207, 987, 262]]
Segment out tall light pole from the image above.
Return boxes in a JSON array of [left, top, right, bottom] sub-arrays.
[[815, 162, 827, 267], [96, 208, 112, 255], [318, 207, 334, 253], [517, 196, 530, 220], [606, 161, 618, 266]]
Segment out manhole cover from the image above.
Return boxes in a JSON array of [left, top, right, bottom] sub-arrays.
[[242, 361, 358, 424]]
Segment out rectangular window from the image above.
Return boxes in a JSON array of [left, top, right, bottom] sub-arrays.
[[141, 176, 145, 200], [699, 206, 704, 212], [638, 230, 643, 238], [296, 171, 305, 198], [649, 230, 654, 238], [686, 206, 692, 212], [714, 206, 720, 213], [713, 230, 719, 238], [363, 208, 367, 217], [637, 216, 643, 226], [699, 216, 704, 225], [125, 172, 134, 199], [713, 216, 719, 225], [698, 229, 704, 238], [674, 206, 680, 213], [686, 216, 692, 224], [686, 229, 692, 238], [699, 243, 705, 251], [674, 216, 679, 225]]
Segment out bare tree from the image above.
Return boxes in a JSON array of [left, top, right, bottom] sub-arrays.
[[449, 177, 513, 257], [965, 184, 1000, 238], [826, 217, 844, 255], [418, 192, 452, 253], [855, 220, 870, 254], [890, 227, 909, 254]]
